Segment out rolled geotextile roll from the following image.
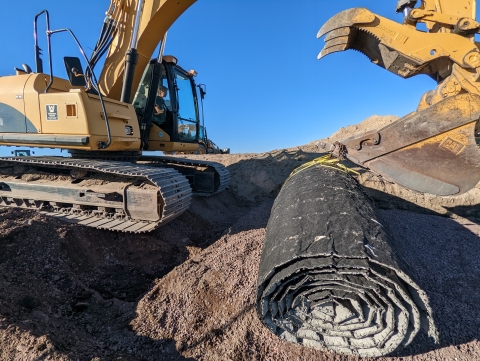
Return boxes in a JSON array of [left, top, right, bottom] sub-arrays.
[[256, 165, 438, 357]]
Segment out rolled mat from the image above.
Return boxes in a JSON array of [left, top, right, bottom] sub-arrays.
[[256, 164, 438, 357]]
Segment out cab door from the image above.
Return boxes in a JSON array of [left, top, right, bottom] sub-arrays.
[[171, 67, 198, 143]]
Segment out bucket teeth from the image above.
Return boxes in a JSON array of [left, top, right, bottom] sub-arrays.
[[318, 35, 350, 59], [325, 27, 352, 41], [317, 8, 375, 60], [317, 7, 375, 39]]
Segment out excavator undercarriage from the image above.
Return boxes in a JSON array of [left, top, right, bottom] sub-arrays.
[[0, 154, 229, 233], [0, 157, 188, 233]]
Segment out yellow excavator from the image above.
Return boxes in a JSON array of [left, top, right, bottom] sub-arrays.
[[318, 0, 480, 196], [0, 0, 479, 233], [0, 0, 231, 233]]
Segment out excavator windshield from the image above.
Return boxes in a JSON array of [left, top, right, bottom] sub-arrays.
[[174, 69, 198, 142]]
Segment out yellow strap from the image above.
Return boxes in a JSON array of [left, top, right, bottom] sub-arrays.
[[284, 155, 360, 186]]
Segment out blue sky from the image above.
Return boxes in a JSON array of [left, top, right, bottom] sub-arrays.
[[0, 1, 456, 154]]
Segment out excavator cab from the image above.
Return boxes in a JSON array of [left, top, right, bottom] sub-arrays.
[[133, 56, 200, 153]]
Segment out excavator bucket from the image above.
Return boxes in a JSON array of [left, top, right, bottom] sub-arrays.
[[332, 94, 480, 196], [316, 8, 477, 80], [317, 9, 379, 61], [317, 7, 480, 196]]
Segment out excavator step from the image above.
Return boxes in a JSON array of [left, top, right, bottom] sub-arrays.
[[0, 156, 192, 233]]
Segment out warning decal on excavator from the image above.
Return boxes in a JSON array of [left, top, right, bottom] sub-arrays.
[[439, 133, 468, 155], [46, 104, 58, 121]]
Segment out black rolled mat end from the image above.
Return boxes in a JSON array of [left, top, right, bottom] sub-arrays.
[[256, 165, 438, 357]]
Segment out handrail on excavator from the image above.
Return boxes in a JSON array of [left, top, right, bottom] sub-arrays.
[[33, 10, 54, 93]]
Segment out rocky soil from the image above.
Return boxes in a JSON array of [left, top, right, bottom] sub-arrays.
[[1, 115, 480, 360]]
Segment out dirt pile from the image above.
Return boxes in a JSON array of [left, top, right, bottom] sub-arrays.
[[0, 149, 327, 361], [313, 114, 399, 145], [132, 198, 480, 361], [0, 207, 216, 361], [1, 115, 480, 360]]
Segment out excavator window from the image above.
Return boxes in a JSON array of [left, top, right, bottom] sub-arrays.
[[133, 61, 199, 142], [133, 65, 153, 112], [198, 125, 205, 140], [174, 69, 197, 142], [133, 63, 172, 116]]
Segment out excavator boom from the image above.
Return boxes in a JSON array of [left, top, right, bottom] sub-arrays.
[[318, 0, 480, 196], [98, 0, 197, 101]]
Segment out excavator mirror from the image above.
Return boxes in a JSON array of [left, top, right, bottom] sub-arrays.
[[197, 84, 206, 100], [64, 56, 87, 87]]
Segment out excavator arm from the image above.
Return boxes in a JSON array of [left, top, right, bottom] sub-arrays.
[[317, 0, 480, 196], [97, 0, 197, 101]]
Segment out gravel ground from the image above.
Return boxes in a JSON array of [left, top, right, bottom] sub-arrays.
[[132, 203, 480, 361], [1, 116, 480, 360]]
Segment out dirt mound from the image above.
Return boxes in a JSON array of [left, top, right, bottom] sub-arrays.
[[132, 201, 340, 361], [315, 114, 399, 144], [2, 115, 480, 361], [131, 205, 480, 361], [172, 149, 324, 203], [0, 207, 217, 361]]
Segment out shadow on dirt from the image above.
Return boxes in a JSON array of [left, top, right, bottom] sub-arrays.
[[225, 150, 325, 203], [354, 187, 480, 355], [0, 200, 246, 360], [444, 204, 480, 224], [379, 207, 480, 356], [365, 186, 480, 225]]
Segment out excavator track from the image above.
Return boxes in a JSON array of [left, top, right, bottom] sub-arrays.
[[0, 156, 192, 233], [138, 155, 230, 196]]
